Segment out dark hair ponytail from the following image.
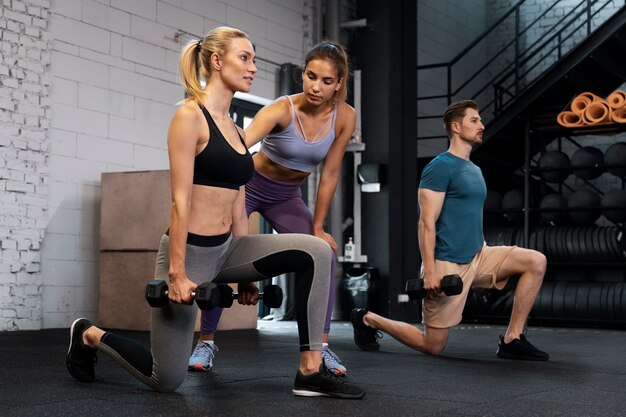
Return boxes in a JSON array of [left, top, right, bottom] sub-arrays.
[[304, 40, 349, 102]]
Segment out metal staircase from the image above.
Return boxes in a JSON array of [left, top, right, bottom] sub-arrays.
[[417, 0, 626, 191]]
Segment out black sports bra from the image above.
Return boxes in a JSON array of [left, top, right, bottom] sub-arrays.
[[193, 104, 254, 190]]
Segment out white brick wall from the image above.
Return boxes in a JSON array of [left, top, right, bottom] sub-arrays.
[[1, 0, 311, 330], [1, 0, 51, 331], [36, 0, 308, 330]]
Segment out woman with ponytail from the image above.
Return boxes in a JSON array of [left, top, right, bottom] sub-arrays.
[[191, 41, 356, 377], [65, 27, 364, 399]]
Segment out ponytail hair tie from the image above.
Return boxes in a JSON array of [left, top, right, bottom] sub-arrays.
[[196, 40, 202, 52]]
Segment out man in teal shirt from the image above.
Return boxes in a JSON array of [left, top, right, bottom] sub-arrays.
[[351, 100, 549, 360]]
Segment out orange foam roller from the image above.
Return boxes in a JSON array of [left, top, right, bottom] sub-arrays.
[[570, 92, 603, 114], [582, 99, 611, 125], [557, 111, 584, 127], [607, 90, 626, 109], [612, 106, 626, 123]]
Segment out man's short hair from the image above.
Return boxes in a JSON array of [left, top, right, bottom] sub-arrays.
[[443, 100, 479, 138]]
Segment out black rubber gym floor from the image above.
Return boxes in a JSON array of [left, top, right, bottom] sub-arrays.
[[1, 320, 625, 417]]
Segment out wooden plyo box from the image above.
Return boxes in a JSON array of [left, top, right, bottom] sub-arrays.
[[98, 170, 258, 331]]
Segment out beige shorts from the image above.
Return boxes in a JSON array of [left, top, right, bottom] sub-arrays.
[[422, 243, 516, 329]]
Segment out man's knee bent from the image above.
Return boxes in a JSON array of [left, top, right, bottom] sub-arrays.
[[528, 250, 547, 277], [422, 327, 449, 356]]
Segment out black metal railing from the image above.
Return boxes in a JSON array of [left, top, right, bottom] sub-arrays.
[[417, 0, 624, 141]]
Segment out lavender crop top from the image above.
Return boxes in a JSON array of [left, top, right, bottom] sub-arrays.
[[260, 96, 337, 173]]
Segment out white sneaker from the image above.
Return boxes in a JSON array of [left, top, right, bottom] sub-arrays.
[[188, 341, 219, 371], [322, 345, 347, 376]]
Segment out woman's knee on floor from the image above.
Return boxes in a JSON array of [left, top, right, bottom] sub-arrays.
[[149, 369, 187, 393]]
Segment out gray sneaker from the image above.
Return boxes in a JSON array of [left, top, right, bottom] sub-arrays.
[[188, 341, 219, 371], [322, 345, 347, 376]]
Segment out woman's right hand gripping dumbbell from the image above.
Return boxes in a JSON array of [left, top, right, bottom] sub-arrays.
[[168, 270, 198, 305]]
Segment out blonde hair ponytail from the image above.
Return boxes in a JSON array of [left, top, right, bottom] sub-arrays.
[[178, 27, 250, 103], [179, 40, 204, 102]]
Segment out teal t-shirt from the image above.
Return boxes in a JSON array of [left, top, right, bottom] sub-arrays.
[[419, 152, 486, 263]]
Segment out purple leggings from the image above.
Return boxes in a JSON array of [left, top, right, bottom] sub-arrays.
[[200, 168, 335, 334]]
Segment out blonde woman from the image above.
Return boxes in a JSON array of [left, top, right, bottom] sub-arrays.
[[66, 27, 364, 398]]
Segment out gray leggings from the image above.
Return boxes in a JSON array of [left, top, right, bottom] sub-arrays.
[[98, 232, 332, 392]]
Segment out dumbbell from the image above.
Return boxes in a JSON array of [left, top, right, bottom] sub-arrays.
[[145, 280, 221, 310], [405, 274, 463, 300], [218, 284, 283, 308]]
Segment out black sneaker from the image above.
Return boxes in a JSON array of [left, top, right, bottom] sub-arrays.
[[292, 363, 365, 399], [350, 308, 382, 351], [496, 334, 549, 361], [66, 318, 98, 382]]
